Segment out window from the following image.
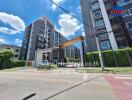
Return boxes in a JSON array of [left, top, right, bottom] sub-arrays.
[[94, 10, 102, 17], [98, 31, 106, 36], [130, 8, 132, 14], [117, 0, 125, 6], [101, 40, 111, 50], [23, 45, 27, 49], [127, 22, 132, 30], [117, 0, 132, 6], [91, 2, 100, 11], [123, 0, 132, 3], [117, 40, 128, 48], [95, 19, 104, 27], [16, 49, 19, 52], [14, 54, 18, 57], [114, 28, 122, 35], [6, 47, 10, 49], [105, 2, 111, 9]]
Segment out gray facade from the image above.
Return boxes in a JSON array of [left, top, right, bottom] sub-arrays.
[[80, 0, 132, 51], [80, 0, 97, 52], [117, 0, 132, 46], [20, 17, 54, 61], [20, 17, 80, 62]]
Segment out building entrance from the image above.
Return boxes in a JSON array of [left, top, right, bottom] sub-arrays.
[[33, 36, 85, 67]]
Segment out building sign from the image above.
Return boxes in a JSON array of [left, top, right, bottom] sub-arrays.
[[111, 6, 125, 17]]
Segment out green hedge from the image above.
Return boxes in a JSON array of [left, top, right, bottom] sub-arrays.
[[12, 60, 25, 67], [85, 52, 100, 67], [102, 50, 115, 67], [0, 49, 13, 69], [66, 57, 80, 62], [85, 48, 132, 67], [127, 48, 132, 60], [0, 49, 25, 69]]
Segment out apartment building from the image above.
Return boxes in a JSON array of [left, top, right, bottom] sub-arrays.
[[20, 17, 54, 61], [0, 44, 21, 60], [80, 0, 132, 51], [20, 17, 80, 63], [117, 0, 132, 46]]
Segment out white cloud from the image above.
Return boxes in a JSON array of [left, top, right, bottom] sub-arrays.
[[0, 27, 19, 34], [0, 38, 6, 43], [0, 12, 25, 34], [82, 32, 85, 37], [51, 0, 65, 10], [80, 24, 85, 36], [15, 39, 22, 46], [77, 6, 81, 13], [58, 13, 81, 36]]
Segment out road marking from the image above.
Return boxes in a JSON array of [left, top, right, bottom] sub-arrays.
[[114, 77, 132, 80], [83, 74, 88, 80], [104, 75, 132, 100], [124, 82, 132, 86]]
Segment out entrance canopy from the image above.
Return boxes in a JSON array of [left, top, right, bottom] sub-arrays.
[[33, 35, 85, 67], [58, 36, 84, 48]]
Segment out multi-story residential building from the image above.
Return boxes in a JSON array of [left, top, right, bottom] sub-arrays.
[[20, 17, 54, 61], [117, 0, 132, 46], [80, 0, 132, 51], [0, 44, 21, 60], [64, 45, 80, 59], [54, 31, 80, 59], [20, 17, 80, 63]]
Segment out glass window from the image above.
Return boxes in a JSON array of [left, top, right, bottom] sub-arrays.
[[99, 31, 106, 36], [94, 10, 102, 17], [117, 40, 127, 48], [127, 22, 132, 30], [16, 49, 19, 52], [105, 2, 111, 9], [114, 28, 122, 34], [130, 8, 132, 14], [101, 40, 110, 50], [14, 54, 18, 57], [91, 2, 100, 11], [117, 0, 125, 6], [123, 0, 131, 3], [95, 19, 104, 27]]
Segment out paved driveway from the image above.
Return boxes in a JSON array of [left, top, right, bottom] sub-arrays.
[[0, 68, 122, 100]]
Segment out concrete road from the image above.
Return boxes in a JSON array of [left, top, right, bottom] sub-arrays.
[[0, 68, 118, 100]]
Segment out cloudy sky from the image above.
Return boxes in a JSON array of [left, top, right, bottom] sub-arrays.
[[0, 0, 84, 46]]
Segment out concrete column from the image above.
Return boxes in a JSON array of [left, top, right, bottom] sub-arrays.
[[98, 0, 118, 51], [26, 23, 34, 61], [80, 40, 85, 67]]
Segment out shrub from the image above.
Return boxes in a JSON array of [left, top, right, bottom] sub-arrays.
[[85, 52, 100, 67], [85, 48, 132, 67], [0, 49, 13, 69], [114, 49, 129, 66], [127, 48, 132, 60], [0, 49, 25, 69], [12, 60, 25, 67], [38, 64, 58, 69], [102, 50, 116, 67]]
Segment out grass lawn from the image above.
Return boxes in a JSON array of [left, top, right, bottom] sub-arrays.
[[75, 67, 132, 74]]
